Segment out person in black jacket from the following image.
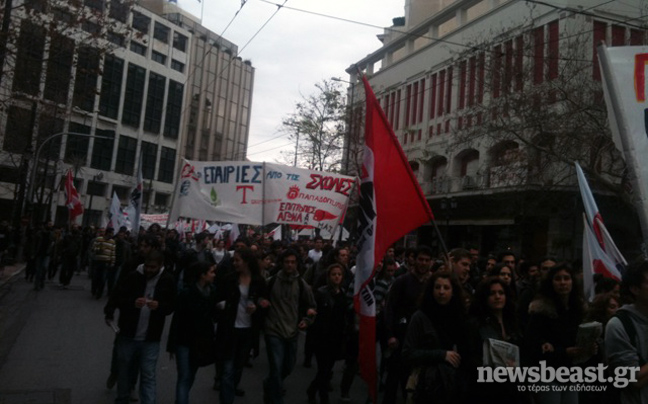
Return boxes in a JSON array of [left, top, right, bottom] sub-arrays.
[[401, 271, 468, 404], [524, 264, 593, 404], [215, 247, 268, 404], [112, 250, 176, 404], [167, 261, 217, 404], [307, 263, 351, 404]]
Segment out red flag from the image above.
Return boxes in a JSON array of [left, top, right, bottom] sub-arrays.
[[354, 76, 434, 402], [65, 169, 84, 222]]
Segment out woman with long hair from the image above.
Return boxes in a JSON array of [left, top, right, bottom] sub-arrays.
[[307, 264, 351, 404], [214, 247, 268, 404], [525, 264, 594, 404], [466, 277, 521, 403], [491, 263, 517, 298], [167, 261, 217, 404], [402, 271, 468, 404]]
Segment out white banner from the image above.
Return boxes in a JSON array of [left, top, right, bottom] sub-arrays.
[[599, 45, 648, 244], [171, 160, 355, 233]]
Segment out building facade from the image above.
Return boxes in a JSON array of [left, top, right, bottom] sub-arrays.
[[346, 0, 645, 261], [0, 0, 253, 228], [164, 7, 254, 163]]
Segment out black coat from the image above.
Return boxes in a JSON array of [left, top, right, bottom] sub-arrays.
[[113, 267, 176, 341], [311, 285, 351, 359], [167, 283, 217, 353], [214, 272, 267, 360]]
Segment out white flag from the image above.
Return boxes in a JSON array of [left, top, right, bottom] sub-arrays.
[[109, 191, 124, 229]]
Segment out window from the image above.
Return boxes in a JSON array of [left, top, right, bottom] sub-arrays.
[[141, 141, 157, 180], [173, 32, 187, 51], [164, 80, 184, 139], [87, 181, 106, 197], [73, 47, 100, 111], [37, 115, 64, 160], [107, 32, 125, 47], [0, 167, 20, 184], [82, 21, 101, 35], [115, 135, 137, 175], [152, 51, 166, 65], [109, 0, 129, 22], [154, 193, 169, 207], [52, 8, 73, 23], [65, 123, 91, 164], [534, 26, 544, 85], [121, 63, 146, 127], [171, 59, 184, 73], [99, 55, 124, 119], [548, 21, 559, 81], [13, 21, 45, 96], [129, 41, 146, 56], [3, 107, 32, 153], [91, 129, 115, 171], [24, 0, 46, 12], [153, 22, 170, 43], [84, 0, 104, 12], [132, 11, 150, 34], [158, 147, 175, 183], [44, 34, 74, 104], [143, 72, 166, 133], [112, 185, 129, 201]]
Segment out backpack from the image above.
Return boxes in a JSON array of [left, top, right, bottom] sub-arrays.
[[614, 310, 647, 366]]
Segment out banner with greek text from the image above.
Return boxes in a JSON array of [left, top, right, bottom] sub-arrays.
[[263, 162, 355, 235], [170, 160, 355, 231]]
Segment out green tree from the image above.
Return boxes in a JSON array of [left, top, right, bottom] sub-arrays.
[[280, 79, 347, 172]]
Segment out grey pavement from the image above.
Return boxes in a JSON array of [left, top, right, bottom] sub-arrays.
[[0, 270, 373, 404]]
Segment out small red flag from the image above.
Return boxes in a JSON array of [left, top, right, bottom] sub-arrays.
[[65, 169, 84, 222], [354, 76, 434, 402]]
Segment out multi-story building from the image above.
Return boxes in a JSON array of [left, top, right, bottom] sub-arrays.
[[163, 6, 254, 163], [346, 0, 645, 260], [0, 0, 253, 228]]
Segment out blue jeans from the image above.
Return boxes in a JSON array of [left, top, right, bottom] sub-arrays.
[[221, 328, 253, 404], [175, 345, 198, 404], [264, 334, 298, 404], [115, 336, 160, 404]]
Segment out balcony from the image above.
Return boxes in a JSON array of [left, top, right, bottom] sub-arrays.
[[422, 165, 531, 196]]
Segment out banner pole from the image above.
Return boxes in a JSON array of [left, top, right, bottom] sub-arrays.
[[262, 162, 267, 236], [164, 158, 186, 238]]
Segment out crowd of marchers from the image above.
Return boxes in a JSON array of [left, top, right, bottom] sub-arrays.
[[7, 221, 648, 404]]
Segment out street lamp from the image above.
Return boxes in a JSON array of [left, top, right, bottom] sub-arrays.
[[331, 77, 357, 175], [23, 132, 113, 223]]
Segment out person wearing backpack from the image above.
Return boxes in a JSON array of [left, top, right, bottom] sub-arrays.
[[262, 249, 316, 404], [605, 257, 648, 404]]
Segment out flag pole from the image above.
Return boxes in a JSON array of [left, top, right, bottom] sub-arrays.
[[431, 219, 449, 258]]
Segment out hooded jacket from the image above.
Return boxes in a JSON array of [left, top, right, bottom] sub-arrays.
[[605, 304, 648, 404]]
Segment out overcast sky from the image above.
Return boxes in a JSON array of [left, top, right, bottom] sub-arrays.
[[174, 0, 404, 163]]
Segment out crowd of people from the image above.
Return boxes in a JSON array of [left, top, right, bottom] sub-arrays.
[[11, 221, 648, 404]]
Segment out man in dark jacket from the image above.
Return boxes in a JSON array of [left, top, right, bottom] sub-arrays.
[[111, 250, 175, 404]]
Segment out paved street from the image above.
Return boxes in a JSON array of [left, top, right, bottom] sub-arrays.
[[0, 269, 371, 404]]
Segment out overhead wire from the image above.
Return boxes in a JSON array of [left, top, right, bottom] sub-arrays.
[[193, 0, 644, 159]]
